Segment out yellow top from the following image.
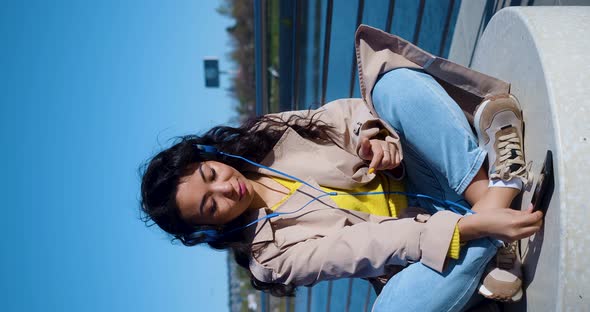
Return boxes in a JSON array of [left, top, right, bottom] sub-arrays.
[[270, 173, 460, 259], [270, 173, 407, 217]]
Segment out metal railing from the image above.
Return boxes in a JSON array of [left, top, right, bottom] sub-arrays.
[[260, 0, 464, 115], [254, 0, 544, 116]]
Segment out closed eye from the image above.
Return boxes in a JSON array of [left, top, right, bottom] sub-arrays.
[[210, 200, 217, 215], [210, 167, 217, 181]]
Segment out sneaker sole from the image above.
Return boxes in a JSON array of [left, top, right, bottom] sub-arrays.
[[473, 98, 493, 147], [478, 284, 523, 302]]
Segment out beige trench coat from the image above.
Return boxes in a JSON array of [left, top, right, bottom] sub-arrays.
[[245, 25, 511, 287]]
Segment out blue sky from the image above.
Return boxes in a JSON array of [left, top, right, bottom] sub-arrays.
[[1, 1, 236, 311]]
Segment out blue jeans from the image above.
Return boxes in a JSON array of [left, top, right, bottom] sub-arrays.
[[370, 68, 499, 312]]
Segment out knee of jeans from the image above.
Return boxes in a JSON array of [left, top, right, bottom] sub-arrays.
[[376, 67, 433, 92], [373, 68, 441, 123], [374, 68, 422, 101]]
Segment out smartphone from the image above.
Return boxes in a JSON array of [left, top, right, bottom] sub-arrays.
[[530, 150, 554, 214]]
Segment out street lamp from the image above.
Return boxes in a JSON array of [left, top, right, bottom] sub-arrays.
[[203, 57, 220, 88]]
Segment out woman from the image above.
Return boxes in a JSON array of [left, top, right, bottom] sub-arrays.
[[140, 26, 542, 311]]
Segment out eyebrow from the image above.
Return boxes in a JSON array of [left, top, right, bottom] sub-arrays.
[[198, 163, 208, 215]]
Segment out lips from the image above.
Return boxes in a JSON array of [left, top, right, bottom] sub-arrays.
[[238, 182, 245, 200]]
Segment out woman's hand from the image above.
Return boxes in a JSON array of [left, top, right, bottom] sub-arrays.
[[458, 204, 544, 243], [359, 137, 401, 172]]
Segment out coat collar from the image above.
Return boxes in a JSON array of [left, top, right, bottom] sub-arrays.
[[245, 208, 274, 245], [246, 177, 338, 245]]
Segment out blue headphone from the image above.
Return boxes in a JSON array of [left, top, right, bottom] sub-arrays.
[[194, 144, 221, 159], [189, 144, 474, 243], [187, 228, 225, 244]]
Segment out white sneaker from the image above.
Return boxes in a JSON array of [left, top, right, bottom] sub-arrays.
[[474, 94, 530, 185], [478, 241, 523, 302]]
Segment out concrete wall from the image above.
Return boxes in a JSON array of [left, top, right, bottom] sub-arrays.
[[448, 0, 590, 67], [470, 7, 590, 311]]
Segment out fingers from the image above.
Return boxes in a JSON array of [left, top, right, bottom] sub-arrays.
[[532, 210, 544, 221], [526, 203, 534, 212], [514, 222, 543, 240], [359, 137, 372, 161], [503, 223, 543, 242], [391, 143, 401, 168], [369, 142, 384, 170], [522, 210, 544, 224], [370, 141, 400, 171], [362, 139, 401, 172], [508, 208, 544, 222], [484, 208, 544, 242], [508, 210, 544, 241]]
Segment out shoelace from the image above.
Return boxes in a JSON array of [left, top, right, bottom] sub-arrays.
[[496, 241, 518, 270], [491, 131, 532, 185]]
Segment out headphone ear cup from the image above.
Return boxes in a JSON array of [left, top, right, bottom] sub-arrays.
[[195, 144, 219, 160], [189, 228, 222, 244], [201, 229, 222, 242]]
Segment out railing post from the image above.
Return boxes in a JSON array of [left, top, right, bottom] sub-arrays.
[[344, 279, 353, 312], [348, 0, 365, 98], [307, 287, 312, 312], [254, 0, 268, 116], [385, 0, 396, 33], [320, 0, 333, 105], [438, 0, 456, 56], [412, 0, 426, 44], [363, 282, 372, 312], [325, 281, 333, 312]]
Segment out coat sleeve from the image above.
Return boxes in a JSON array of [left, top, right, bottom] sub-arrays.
[[249, 211, 462, 286], [272, 98, 403, 162]]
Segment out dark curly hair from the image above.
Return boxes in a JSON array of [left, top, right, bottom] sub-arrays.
[[139, 111, 337, 297]]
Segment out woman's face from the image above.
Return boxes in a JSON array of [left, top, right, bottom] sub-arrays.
[[176, 161, 254, 225]]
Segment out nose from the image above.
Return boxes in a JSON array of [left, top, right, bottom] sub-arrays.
[[211, 181, 234, 197]]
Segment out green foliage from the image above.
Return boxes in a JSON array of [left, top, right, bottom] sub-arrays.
[[217, 0, 256, 120]]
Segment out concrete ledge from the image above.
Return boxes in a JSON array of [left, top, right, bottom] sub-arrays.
[[471, 7, 590, 311]]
